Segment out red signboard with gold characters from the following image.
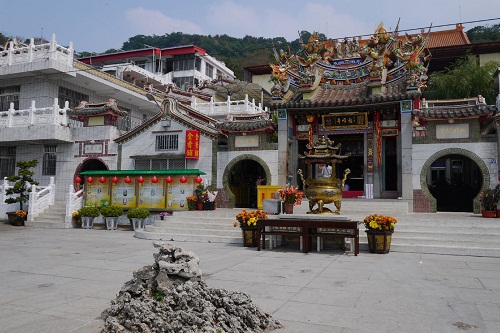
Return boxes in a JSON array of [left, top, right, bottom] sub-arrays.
[[185, 130, 200, 159]]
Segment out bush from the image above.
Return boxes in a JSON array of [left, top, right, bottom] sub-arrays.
[[100, 205, 124, 217], [78, 206, 101, 217], [126, 208, 151, 219]]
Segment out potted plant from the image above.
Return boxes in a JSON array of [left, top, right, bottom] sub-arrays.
[[4, 160, 39, 225], [480, 188, 497, 218], [195, 184, 205, 210], [362, 214, 398, 253], [78, 206, 101, 229], [159, 211, 172, 220], [233, 209, 268, 247], [126, 208, 150, 230], [278, 185, 303, 214], [186, 196, 198, 210], [493, 184, 500, 218], [100, 205, 124, 230], [201, 186, 218, 210], [72, 211, 82, 228]]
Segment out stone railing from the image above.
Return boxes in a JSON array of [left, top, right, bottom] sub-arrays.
[[27, 177, 56, 221], [66, 185, 84, 223], [0, 98, 70, 128], [0, 33, 73, 67], [0, 177, 13, 203], [191, 95, 268, 118]]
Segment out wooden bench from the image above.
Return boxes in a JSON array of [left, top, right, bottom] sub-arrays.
[[257, 217, 359, 255]]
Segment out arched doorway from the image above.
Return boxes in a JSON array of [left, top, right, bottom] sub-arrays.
[[223, 155, 271, 208], [420, 149, 489, 213], [75, 158, 108, 190]]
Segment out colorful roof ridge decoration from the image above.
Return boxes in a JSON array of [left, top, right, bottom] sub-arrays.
[[67, 98, 128, 121], [270, 22, 431, 103]]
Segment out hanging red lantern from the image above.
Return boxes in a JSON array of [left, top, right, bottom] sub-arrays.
[[111, 176, 119, 184], [124, 176, 131, 184], [180, 176, 187, 184], [195, 175, 203, 184], [151, 176, 158, 184], [74, 176, 82, 183], [137, 176, 144, 183], [99, 176, 106, 183], [86, 176, 93, 183], [165, 176, 173, 184]]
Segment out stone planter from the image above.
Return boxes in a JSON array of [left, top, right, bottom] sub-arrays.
[[130, 218, 145, 230], [81, 216, 94, 229], [105, 217, 119, 230]]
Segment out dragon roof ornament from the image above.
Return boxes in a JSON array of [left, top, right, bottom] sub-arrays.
[[270, 21, 431, 100]]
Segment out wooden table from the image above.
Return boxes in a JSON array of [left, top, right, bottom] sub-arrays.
[[256, 217, 359, 255]]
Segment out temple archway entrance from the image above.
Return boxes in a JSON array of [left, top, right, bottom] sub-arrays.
[[224, 155, 270, 208], [425, 153, 483, 212], [74, 158, 108, 190]]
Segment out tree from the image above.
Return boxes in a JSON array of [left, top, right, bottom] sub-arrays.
[[4, 160, 39, 211], [467, 24, 500, 43], [423, 55, 500, 104]]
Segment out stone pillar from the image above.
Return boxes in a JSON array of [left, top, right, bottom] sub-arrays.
[[400, 111, 413, 211], [277, 110, 288, 186]]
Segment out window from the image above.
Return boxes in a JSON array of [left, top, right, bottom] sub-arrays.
[[195, 57, 201, 71], [42, 145, 57, 175], [0, 86, 20, 111], [173, 54, 195, 71], [58, 87, 89, 109], [172, 76, 194, 90], [134, 158, 186, 170], [205, 64, 214, 78], [0, 147, 16, 179], [156, 134, 178, 151]]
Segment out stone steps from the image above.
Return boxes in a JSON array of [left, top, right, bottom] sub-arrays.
[[135, 200, 500, 257], [25, 203, 70, 229]]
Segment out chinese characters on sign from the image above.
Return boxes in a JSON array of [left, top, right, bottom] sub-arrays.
[[436, 124, 469, 139], [185, 130, 200, 159], [322, 112, 368, 129], [235, 135, 259, 148]]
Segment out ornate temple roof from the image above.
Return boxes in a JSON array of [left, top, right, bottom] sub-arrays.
[[269, 23, 431, 109], [274, 76, 420, 109], [67, 98, 128, 118]]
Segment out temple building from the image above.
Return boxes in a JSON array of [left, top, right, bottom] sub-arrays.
[[266, 23, 499, 213]]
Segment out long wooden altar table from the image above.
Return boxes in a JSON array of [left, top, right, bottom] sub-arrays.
[[256, 216, 359, 255]]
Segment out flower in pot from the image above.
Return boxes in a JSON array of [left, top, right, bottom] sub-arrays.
[[186, 196, 198, 210], [234, 209, 268, 247], [361, 214, 398, 253], [278, 185, 303, 205], [159, 211, 171, 220], [100, 205, 124, 230], [72, 211, 82, 228], [126, 208, 150, 230], [480, 188, 498, 217]]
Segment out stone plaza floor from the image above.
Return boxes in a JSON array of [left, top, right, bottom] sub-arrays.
[[0, 220, 499, 332]]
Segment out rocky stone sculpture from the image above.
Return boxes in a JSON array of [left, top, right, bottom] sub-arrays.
[[100, 242, 282, 332]]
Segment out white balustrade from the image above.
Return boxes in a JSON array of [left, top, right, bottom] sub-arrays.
[[27, 177, 56, 222], [0, 98, 70, 128], [192, 94, 268, 118], [66, 185, 84, 223]]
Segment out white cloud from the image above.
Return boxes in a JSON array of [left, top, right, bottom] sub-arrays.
[[125, 7, 203, 35]]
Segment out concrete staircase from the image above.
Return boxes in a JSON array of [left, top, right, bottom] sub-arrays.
[[135, 199, 500, 257], [25, 202, 70, 229]]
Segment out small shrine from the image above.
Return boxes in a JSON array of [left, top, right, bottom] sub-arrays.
[[67, 98, 128, 126]]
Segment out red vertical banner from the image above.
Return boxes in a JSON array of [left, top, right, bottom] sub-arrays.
[[185, 130, 200, 159]]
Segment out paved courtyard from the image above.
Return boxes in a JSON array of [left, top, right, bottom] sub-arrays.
[[0, 220, 499, 333]]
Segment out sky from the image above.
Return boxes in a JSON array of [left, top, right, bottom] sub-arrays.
[[2, 0, 500, 53]]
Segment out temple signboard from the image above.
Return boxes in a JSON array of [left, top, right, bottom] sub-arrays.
[[436, 123, 469, 139], [322, 112, 368, 129]]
